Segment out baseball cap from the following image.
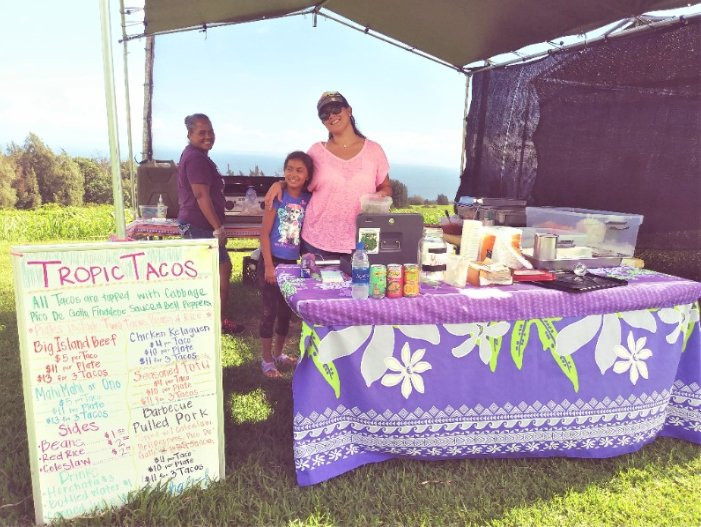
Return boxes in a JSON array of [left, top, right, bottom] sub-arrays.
[[317, 91, 349, 113]]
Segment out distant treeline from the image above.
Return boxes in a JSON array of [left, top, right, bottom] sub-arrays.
[[0, 133, 447, 209], [0, 133, 132, 209]]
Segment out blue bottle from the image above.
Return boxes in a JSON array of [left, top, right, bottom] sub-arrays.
[[351, 241, 370, 300]]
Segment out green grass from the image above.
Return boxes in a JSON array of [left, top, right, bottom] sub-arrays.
[[0, 206, 700, 526]]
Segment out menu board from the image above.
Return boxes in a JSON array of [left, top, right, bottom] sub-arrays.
[[10, 239, 225, 524]]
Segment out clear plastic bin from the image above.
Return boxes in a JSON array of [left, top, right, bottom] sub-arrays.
[[360, 194, 392, 214], [139, 204, 167, 220], [526, 207, 643, 256]]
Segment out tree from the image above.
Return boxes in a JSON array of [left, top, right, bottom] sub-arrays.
[[21, 133, 60, 204], [0, 155, 18, 208], [142, 35, 155, 161], [408, 195, 424, 205], [50, 153, 84, 205], [436, 194, 450, 205], [390, 179, 409, 208], [249, 164, 265, 177], [76, 157, 112, 204], [6, 142, 41, 208]]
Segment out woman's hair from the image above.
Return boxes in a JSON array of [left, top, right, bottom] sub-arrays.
[[184, 113, 211, 133]]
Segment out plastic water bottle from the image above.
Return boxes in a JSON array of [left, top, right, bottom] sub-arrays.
[[244, 186, 258, 213], [351, 241, 370, 300]]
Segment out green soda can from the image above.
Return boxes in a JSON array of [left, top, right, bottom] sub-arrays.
[[369, 264, 387, 299]]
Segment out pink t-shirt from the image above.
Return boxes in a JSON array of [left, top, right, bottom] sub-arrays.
[[302, 140, 389, 253]]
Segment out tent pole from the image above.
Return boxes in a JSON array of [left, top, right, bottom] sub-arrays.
[[459, 73, 472, 177], [119, 0, 137, 215], [99, 0, 126, 238], [466, 13, 698, 73]]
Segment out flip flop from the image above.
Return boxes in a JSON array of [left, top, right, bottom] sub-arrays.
[[261, 360, 281, 379]]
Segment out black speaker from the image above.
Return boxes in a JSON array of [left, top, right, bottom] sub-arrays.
[[136, 160, 179, 218]]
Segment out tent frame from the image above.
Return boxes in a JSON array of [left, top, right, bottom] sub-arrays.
[[102, 2, 698, 235]]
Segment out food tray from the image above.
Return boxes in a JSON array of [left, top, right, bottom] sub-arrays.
[[524, 253, 622, 271], [530, 271, 627, 293]]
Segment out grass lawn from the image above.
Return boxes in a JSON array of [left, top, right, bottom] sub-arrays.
[[0, 206, 699, 526]]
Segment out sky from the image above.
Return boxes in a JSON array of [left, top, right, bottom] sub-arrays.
[[1, 2, 698, 173], [0, 1, 467, 170]]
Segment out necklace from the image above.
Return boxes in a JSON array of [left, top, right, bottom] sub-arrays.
[[333, 137, 358, 149]]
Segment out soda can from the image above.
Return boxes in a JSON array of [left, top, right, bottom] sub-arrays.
[[386, 263, 404, 298], [369, 264, 387, 299], [403, 263, 420, 297]]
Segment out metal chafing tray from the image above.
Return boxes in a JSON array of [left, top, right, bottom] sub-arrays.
[[523, 253, 623, 271]]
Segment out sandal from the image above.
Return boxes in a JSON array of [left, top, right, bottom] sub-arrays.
[[274, 353, 298, 370], [261, 360, 281, 379]]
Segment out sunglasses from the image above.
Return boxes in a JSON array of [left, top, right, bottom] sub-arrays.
[[318, 104, 345, 121]]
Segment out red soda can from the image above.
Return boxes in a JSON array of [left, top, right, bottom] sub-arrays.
[[386, 263, 404, 298], [403, 263, 420, 297]]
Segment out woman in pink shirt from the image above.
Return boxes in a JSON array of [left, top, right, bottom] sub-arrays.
[[265, 91, 392, 259]]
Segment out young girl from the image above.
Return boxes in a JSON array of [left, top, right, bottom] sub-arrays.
[[258, 151, 313, 378]]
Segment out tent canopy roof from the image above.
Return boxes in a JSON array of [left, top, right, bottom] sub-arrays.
[[142, 0, 691, 68]]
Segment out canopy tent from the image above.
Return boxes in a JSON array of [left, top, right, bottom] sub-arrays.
[[136, 0, 691, 70], [103, 0, 697, 238]]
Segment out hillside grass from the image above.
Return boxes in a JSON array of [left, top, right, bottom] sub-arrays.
[[0, 205, 699, 526]]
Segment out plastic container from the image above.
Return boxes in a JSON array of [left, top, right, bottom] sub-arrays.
[[351, 241, 370, 300], [139, 204, 168, 220], [526, 207, 643, 256], [418, 227, 447, 285], [360, 194, 392, 214]]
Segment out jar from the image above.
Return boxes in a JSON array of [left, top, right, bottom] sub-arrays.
[[418, 227, 447, 285]]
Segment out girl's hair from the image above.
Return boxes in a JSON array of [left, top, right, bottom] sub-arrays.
[[284, 151, 314, 179], [284, 151, 314, 193], [184, 113, 210, 133], [327, 114, 366, 140]]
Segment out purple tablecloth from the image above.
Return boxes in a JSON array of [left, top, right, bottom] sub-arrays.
[[276, 265, 701, 326], [277, 265, 701, 486]]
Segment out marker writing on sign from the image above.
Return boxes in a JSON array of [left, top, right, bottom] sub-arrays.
[[27, 252, 199, 288]]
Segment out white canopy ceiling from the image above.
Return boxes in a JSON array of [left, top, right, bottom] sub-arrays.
[[141, 0, 692, 69]]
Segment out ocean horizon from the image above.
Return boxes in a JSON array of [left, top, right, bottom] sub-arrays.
[[154, 149, 461, 201]]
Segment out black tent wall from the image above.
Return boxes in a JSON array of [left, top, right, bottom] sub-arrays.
[[456, 17, 701, 252]]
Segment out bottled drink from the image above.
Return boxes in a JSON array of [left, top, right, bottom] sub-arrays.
[[351, 241, 370, 300], [156, 194, 167, 219], [244, 186, 258, 213]]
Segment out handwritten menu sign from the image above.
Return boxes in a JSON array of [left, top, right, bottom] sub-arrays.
[[10, 239, 224, 524]]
